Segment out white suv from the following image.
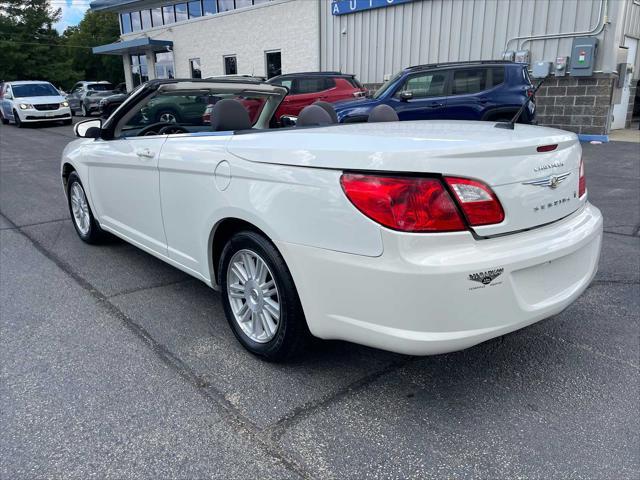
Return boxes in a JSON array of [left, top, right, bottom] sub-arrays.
[[0, 81, 72, 127]]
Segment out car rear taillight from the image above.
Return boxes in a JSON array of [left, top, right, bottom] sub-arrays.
[[444, 177, 505, 226], [340, 174, 466, 232], [353, 91, 366, 98], [578, 157, 586, 197]]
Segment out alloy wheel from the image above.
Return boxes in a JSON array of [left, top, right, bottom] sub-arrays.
[[70, 182, 91, 235], [226, 249, 280, 343], [159, 112, 177, 123]]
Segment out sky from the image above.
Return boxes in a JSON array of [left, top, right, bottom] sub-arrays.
[[53, 0, 91, 33]]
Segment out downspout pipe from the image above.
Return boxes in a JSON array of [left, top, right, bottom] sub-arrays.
[[503, 0, 608, 52]]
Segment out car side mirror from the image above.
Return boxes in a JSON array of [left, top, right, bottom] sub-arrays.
[[280, 115, 297, 127], [74, 118, 102, 138], [400, 91, 413, 101]]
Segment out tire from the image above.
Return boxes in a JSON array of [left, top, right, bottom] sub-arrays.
[[156, 110, 180, 123], [13, 110, 22, 128], [219, 230, 310, 361], [66, 172, 106, 244]]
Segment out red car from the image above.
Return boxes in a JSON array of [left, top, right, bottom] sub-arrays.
[[267, 72, 367, 119]]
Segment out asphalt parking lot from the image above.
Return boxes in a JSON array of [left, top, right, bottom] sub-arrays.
[[1, 119, 638, 479]]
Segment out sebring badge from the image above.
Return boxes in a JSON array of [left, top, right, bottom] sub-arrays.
[[522, 172, 571, 189]]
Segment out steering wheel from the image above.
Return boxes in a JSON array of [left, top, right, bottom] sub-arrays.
[[137, 122, 165, 136], [136, 123, 190, 136], [158, 124, 189, 135]]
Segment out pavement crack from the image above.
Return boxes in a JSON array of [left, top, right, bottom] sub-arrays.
[[0, 210, 317, 480], [106, 278, 196, 299], [0, 217, 69, 230], [266, 356, 416, 442], [603, 229, 640, 239], [539, 333, 639, 370]]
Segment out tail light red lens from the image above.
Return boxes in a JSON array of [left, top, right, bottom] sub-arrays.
[[444, 177, 505, 226], [578, 157, 586, 197], [340, 174, 466, 232]]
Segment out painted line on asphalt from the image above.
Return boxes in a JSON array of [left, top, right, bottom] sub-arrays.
[[0, 210, 317, 480]]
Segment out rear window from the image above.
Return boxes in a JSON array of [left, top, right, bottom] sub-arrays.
[[87, 83, 114, 91], [490, 67, 505, 87], [346, 77, 364, 89], [452, 68, 487, 95], [295, 77, 334, 94]]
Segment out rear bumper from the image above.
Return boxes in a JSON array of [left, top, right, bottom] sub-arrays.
[[277, 203, 603, 355]]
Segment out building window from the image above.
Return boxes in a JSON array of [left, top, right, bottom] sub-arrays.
[[162, 5, 175, 23], [141, 9, 152, 29], [151, 7, 163, 27], [265, 50, 281, 79], [218, 0, 234, 12], [130, 11, 142, 31], [203, 0, 217, 14], [130, 54, 149, 87], [121, 12, 132, 34], [155, 52, 175, 79], [224, 55, 237, 75], [190, 58, 202, 78], [188, 1, 202, 17], [175, 3, 188, 21]]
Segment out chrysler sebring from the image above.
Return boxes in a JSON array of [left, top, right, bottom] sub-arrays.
[[61, 79, 602, 361]]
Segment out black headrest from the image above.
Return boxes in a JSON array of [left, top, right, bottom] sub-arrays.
[[297, 104, 333, 127], [312, 101, 338, 123], [368, 104, 399, 122], [210, 99, 252, 131]]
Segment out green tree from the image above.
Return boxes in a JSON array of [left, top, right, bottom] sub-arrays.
[[0, 1, 123, 90], [63, 10, 124, 88], [0, 0, 74, 86]]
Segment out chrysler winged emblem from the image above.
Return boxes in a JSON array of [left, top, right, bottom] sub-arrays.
[[468, 268, 504, 285], [522, 172, 571, 189]]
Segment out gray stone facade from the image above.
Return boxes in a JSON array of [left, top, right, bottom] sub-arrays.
[[535, 75, 615, 136]]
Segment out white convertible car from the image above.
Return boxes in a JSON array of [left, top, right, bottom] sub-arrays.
[[61, 79, 602, 361]]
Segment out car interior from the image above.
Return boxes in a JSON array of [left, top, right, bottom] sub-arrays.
[[112, 80, 397, 139]]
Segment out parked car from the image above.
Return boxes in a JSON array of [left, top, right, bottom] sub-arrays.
[[0, 80, 71, 127], [333, 61, 535, 124], [66, 81, 116, 116], [267, 71, 367, 120], [62, 78, 601, 361], [98, 83, 128, 118]]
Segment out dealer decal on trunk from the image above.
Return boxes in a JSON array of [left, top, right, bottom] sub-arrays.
[[468, 268, 504, 290]]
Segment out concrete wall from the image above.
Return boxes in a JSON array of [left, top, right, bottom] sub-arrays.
[[320, 0, 626, 84], [120, 0, 319, 89]]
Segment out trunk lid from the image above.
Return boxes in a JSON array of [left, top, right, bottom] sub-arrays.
[[228, 120, 584, 236]]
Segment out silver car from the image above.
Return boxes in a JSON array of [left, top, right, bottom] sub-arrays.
[[66, 81, 115, 117]]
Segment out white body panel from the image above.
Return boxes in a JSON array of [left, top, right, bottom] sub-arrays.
[[61, 120, 603, 355]]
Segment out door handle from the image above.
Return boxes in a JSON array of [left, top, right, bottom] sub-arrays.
[[427, 103, 445, 108], [135, 148, 155, 159]]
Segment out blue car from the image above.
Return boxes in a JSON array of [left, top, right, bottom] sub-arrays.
[[333, 61, 536, 124]]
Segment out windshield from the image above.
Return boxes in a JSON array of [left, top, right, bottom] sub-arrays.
[[12, 83, 59, 98], [372, 71, 404, 99], [87, 83, 114, 91]]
